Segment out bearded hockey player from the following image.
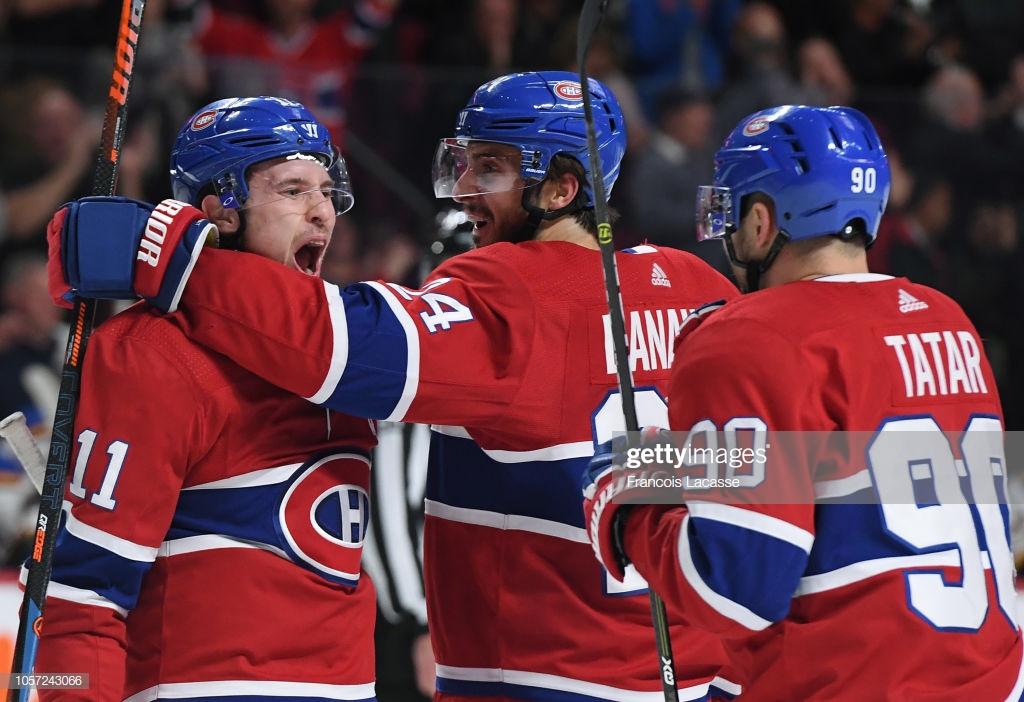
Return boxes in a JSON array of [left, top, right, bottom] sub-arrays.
[[46, 73, 743, 700], [583, 105, 1023, 700], [35, 97, 379, 702]]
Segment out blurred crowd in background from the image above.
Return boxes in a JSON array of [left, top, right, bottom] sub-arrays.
[[0, 0, 1023, 613]]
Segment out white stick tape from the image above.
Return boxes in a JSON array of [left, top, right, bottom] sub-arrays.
[[0, 412, 46, 493]]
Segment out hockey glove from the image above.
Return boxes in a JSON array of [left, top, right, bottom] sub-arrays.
[[582, 427, 672, 582], [582, 435, 634, 582], [47, 196, 217, 313]]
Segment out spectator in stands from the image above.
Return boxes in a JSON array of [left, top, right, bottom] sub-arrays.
[[989, 56, 1024, 197], [798, 37, 854, 106], [867, 145, 915, 274], [0, 254, 63, 431], [0, 253, 64, 562], [552, 22, 651, 150], [626, 0, 741, 117], [192, 0, 399, 142], [831, 0, 932, 90], [0, 256, 53, 566], [713, 1, 808, 141], [950, 198, 1023, 426], [869, 174, 951, 292], [909, 65, 1020, 225], [515, 0, 573, 70], [627, 88, 725, 269], [926, 0, 1024, 92], [0, 78, 98, 249], [426, 0, 524, 76]]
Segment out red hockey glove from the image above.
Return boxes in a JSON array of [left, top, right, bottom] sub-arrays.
[[582, 437, 634, 582], [582, 428, 669, 582]]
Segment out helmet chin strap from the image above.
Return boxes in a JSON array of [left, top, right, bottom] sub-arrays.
[[513, 181, 584, 243], [723, 229, 789, 292]]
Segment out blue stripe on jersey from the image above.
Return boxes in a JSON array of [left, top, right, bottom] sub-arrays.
[[805, 498, 1000, 577], [169, 451, 370, 587], [49, 525, 150, 611], [436, 676, 736, 702], [688, 516, 807, 623], [324, 283, 409, 419], [169, 483, 282, 546], [426, 432, 588, 528], [805, 501, 911, 576]]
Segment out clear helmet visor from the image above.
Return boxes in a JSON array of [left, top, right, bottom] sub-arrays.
[[695, 185, 734, 241], [432, 138, 532, 199]]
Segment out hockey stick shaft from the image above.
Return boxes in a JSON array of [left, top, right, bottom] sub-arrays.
[[9, 1, 146, 697], [0, 413, 46, 494], [576, 2, 679, 701]]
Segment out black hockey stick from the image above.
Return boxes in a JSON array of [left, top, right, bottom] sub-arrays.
[[8, 1, 146, 697], [576, 2, 680, 701]]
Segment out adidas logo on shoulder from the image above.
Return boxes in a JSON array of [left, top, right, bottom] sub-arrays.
[[898, 288, 928, 313], [651, 263, 671, 288]]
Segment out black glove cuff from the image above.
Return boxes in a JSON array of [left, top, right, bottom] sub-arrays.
[[611, 504, 636, 571]]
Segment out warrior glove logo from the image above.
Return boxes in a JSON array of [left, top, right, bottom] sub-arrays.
[[138, 199, 190, 267]]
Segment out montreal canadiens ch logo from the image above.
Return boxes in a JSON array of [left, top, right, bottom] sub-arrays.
[[191, 110, 218, 131], [278, 453, 371, 586], [553, 81, 584, 101], [742, 117, 770, 137]]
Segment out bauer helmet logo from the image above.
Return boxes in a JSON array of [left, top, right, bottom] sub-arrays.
[[191, 110, 218, 131], [554, 81, 584, 101], [742, 117, 771, 137]]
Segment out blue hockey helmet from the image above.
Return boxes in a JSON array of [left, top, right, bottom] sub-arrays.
[[170, 96, 354, 215], [432, 71, 626, 207], [696, 105, 890, 244]]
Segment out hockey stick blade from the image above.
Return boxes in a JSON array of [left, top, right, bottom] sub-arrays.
[[0, 413, 46, 494]]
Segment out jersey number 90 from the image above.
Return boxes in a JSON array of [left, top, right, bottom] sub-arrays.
[[869, 415, 1016, 632]]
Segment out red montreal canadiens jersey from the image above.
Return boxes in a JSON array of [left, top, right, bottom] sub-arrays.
[[193, 0, 394, 141], [32, 304, 378, 702], [625, 273, 1023, 701], [171, 242, 741, 701]]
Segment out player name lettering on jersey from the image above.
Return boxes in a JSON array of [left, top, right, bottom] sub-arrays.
[[883, 330, 988, 398], [602, 308, 694, 375]]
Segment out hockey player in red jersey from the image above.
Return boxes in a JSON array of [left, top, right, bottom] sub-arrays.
[[34, 98, 379, 701], [582, 105, 1023, 700], [46, 73, 742, 701]]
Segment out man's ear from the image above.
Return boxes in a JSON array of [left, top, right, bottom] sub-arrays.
[[541, 172, 580, 210], [199, 194, 241, 234], [750, 200, 777, 250]]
